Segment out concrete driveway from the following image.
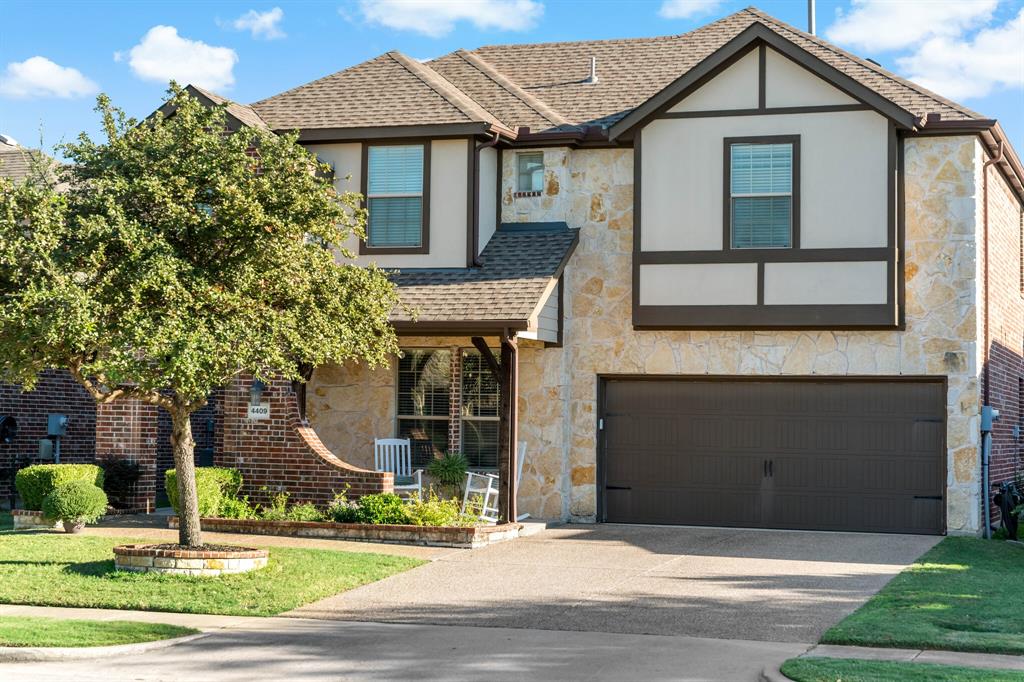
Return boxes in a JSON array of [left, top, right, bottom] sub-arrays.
[[290, 524, 940, 643]]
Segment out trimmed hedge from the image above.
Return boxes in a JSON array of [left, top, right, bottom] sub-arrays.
[[42, 480, 108, 524], [165, 467, 243, 517], [15, 464, 105, 511]]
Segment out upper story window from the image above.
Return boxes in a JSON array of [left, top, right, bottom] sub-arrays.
[[366, 144, 426, 249], [517, 152, 544, 194], [728, 138, 796, 249]]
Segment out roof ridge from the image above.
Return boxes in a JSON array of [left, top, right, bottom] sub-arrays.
[[454, 49, 570, 128], [745, 7, 983, 120], [388, 51, 511, 132]]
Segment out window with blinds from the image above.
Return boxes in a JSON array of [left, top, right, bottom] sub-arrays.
[[517, 152, 544, 193], [367, 145, 424, 248], [730, 142, 793, 249], [460, 349, 500, 470], [396, 349, 450, 465]]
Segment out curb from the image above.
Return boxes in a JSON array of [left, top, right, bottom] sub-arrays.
[[759, 666, 790, 682], [0, 632, 208, 662]]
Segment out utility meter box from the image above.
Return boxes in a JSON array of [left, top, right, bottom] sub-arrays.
[[47, 414, 68, 437], [38, 438, 55, 459]]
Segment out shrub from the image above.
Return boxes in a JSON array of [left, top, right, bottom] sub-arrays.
[[165, 467, 242, 517], [286, 502, 324, 522], [327, 492, 359, 523], [258, 489, 290, 521], [427, 453, 468, 496], [355, 493, 411, 525], [218, 496, 258, 520], [96, 457, 140, 508], [42, 480, 108, 525], [404, 490, 474, 527], [15, 464, 105, 511]]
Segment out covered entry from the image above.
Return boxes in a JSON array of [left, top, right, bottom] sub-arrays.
[[599, 377, 946, 534]]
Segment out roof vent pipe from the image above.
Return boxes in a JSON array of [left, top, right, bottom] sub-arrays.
[[808, 0, 816, 35], [585, 56, 598, 84]]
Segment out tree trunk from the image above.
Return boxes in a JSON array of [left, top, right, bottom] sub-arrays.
[[169, 408, 203, 547]]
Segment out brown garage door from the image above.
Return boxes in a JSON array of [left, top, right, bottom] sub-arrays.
[[600, 378, 946, 534]]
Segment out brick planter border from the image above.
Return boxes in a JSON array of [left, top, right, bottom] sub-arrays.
[[11, 509, 61, 530], [168, 516, 522, 549], [113, 543, 268, 576]]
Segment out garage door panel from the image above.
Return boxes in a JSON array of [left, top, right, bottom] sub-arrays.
[[601, 379, 946, 534]]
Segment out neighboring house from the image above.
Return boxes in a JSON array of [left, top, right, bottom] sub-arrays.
[[6, 7, 1024, 537]]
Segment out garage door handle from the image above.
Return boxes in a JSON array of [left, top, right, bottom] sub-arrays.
[[606, 485, 632, 490]]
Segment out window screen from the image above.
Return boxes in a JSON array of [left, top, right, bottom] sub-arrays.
[[367, 145, 424, 247], [517, 152, 544, 193], [460, 350, 500, 469], [396, 349, 450, 463], [730, 142, 793, 249]]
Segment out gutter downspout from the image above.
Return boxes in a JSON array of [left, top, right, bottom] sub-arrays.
[[981, 141, 1004, 538], [472, 131, 501, 267]]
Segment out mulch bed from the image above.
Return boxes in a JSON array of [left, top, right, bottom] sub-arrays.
[[137, 543, 253, 552]]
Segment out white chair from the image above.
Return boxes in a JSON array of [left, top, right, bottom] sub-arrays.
[[461, 441, 529, 523], [374, 438, 422, 498]]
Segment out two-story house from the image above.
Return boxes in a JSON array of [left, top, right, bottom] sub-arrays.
[[13, 7, 1018, 535]]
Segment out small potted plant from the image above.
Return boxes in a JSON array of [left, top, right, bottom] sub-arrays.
[[427, 452, 469, 498], [42, 480, 109, 533]]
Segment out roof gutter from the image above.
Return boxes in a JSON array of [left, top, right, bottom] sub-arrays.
[[471, 131, 501, 267], [508, 125, 613, 148], [916, 116, 1024, 205]]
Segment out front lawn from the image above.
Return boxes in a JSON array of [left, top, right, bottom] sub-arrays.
[[781, 657, 1024, 681], [0, 615, 196, 647], [822, 537, 1024, 655], [0, 533, 422, 616]]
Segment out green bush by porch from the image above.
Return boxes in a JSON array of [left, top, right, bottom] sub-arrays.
[[14, 464, 105, 511], [780, 657, 1024, 681], [0, 615, 197, 648], [165, 467, 243, 517], [0, 533, 423, 616], [822, 537, 1024, 655]]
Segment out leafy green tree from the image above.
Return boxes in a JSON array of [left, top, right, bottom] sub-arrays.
[[0, 86, 399, 546]]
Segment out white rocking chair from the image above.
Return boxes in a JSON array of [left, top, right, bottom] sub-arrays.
[[461, 441, 529, 523], [374, 438, 422, 498]]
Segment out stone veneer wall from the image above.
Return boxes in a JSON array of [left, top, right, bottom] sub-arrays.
[[501, 140, 984, 531]]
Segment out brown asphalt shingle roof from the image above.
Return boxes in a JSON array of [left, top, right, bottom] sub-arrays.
[[242, 6, 986, 137], [188, 85, 270, 131], [389, 224, 578, 325], [0, 141, 61, 186]]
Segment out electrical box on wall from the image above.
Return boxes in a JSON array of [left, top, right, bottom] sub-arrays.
[[47, 414, 69, 437]]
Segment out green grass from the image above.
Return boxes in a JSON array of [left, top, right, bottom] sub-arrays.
[[822, 537, 1024, 655], [0, 615, 196, 647], [0, 533, 423, 616], [781, 657, 1024, 681]]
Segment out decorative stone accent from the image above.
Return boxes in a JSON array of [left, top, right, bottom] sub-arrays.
[[167, 515, 520, 549], [11, 509, 61, 530], [113, 544, 268, 576]]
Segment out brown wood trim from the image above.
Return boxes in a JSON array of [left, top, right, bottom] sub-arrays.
[[495, 147, 503, 229], [470, 337, 502, 381], [897, 129, 907, 329], [639, 247, 890, 264], [756, 262, 765, 305], [659, 104, 872, 119], [631, 130, 642, 323], [359, 139, 431, 255], [393, 319, 529, 334], [467, 137, 476, 267], [723, 135, 800, 252], [757, 44, 766, 111], [633, 303, 898, 330], [296, 123, 490, 143]]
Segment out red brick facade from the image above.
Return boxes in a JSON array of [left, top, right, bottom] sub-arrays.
[[215, 374, 392, 507], [95, 398, 159, 512], [980, 158, 1024, 520]]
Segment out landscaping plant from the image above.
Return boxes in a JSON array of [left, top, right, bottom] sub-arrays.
[[285, 502, 325, 522], [405, 490, 476, 527], [42, 480, 108, 533], [217, 496, 258, 520], [0, 85, 399, 547], [14, 464, 104, 511], [165, 467, 242, 518], [426, 452, 469, 497], [355, 493, 411, 525], [96, 457, 141, 510], [327, 492, 360, 523]]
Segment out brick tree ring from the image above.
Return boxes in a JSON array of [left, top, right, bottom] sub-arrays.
[[113, 544, 269, 576]]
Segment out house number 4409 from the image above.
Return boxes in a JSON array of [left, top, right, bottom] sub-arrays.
[[247, 403, 270, 420]]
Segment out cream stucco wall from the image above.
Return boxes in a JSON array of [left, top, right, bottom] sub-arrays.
[[763, 48, 858, 107], [307, 139, 470, 269], [668, 49, 759, 112]]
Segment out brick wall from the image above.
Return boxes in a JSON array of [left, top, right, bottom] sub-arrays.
[[980, 157, 1024, 521], [0, 370, 97, 504], [156, 394, 219, 498], [95, 398, 158, 512], [216, 374, 392, 506]]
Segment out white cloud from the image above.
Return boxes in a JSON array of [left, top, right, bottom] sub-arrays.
[[232, 7, 286, 39], [897, 8, 1024, 100], [0, 56, 98, 99], [825, 0, 997, 53], [356, 0, 543, 38], [658, 0, 724, 20], [124, 26, 238, 91]]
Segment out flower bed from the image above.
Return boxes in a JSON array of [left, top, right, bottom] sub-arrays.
[[11, 509, 61, 531], [168, 516, 521, 549], [113, 543, 268, 576]]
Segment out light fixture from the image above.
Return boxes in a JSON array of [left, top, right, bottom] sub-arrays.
[[249, 379, 267, 407]]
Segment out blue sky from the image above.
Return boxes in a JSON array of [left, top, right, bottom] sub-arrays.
[[2, 0, 1022, 157]]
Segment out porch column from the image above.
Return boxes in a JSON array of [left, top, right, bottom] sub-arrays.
[[472, 332, 519, 523]]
